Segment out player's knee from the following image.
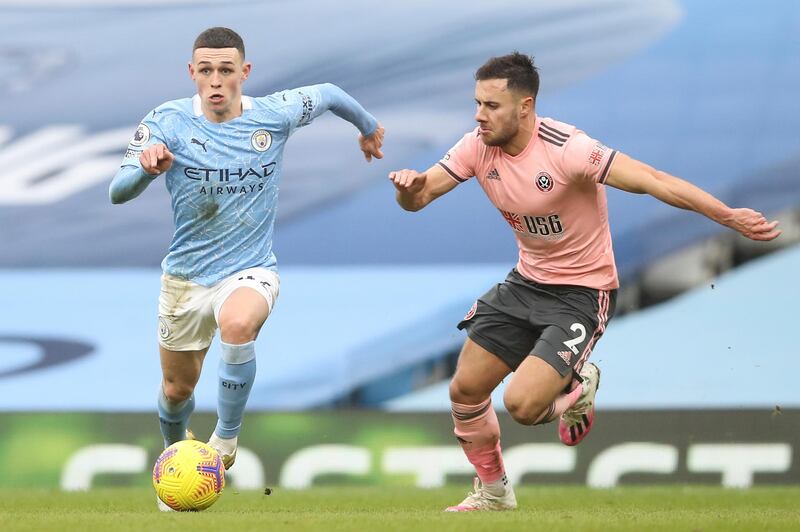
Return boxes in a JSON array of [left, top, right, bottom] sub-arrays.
[[449, 377, 489, 405], [503, 389, 546, 425], [448, 379, 465, 402], [163, 380, 195, 404], [218, 314, 259, 344]]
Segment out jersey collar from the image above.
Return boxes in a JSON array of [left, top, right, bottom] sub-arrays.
[[191, 95, 253, 117]]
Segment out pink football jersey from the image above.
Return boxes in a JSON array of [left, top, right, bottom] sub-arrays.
[[439, 117, 619, 290]]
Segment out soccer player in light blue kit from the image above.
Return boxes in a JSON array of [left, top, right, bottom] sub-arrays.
[[109, 27, 384, 508]]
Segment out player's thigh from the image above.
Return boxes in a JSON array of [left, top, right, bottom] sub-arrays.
[[450, 338, 513, 404], [530, 286, 616, 378], [160, 345, 209, 401], [456, 271, 541, 374], [214, 268, 280, 343]]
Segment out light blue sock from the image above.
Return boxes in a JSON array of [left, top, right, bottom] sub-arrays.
[[215, 340, 256, 439], [157, 387, 195, 447]]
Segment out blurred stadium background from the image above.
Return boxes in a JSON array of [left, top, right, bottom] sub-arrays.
[[1, 0, 799, 495]]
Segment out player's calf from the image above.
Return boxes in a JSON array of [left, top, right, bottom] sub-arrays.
[[157, 386, 196, 448], [504, 392, 553, 425]]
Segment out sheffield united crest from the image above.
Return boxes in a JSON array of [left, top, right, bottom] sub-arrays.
[[535, 171, 553, 192]]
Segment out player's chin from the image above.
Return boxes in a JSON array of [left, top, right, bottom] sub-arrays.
[[479, 132, 502, 146]]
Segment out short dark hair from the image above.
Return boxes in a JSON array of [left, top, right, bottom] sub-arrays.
[[193, 27, 245, 59], [475, 52, 539, 99]]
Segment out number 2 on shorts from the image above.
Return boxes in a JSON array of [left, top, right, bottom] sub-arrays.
[[563, 322, 587, 355]]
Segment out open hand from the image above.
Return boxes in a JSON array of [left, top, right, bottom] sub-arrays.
[[388, 169, 427, 194], [359, 124, 384, 162], [728, 208, 781, 241]]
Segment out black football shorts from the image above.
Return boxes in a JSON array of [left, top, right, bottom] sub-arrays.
[[458, 269, 617, 377]]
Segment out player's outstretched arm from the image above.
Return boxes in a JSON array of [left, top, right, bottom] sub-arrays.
[[389, 164, 458, 212], [605, 153, 781, 241], [314, 83, 383, 161], [109, 143, 174, 204]]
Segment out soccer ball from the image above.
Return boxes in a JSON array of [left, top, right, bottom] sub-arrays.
[[152, 440, 226, 511]]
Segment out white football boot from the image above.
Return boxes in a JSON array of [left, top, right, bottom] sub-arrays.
[[445, 476, 517, 512], [208, 433, 237, 470]]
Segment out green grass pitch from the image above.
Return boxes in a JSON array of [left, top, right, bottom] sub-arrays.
[[1, 486, 798, 531]]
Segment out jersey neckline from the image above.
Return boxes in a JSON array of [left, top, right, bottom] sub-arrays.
[[191, 94, 254, 123], [499, 115, 539, 161]]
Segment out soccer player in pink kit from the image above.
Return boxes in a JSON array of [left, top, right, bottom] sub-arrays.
[[389, 52, 781, 512]]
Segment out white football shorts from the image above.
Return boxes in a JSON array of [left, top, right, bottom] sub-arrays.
[[157, 267, 280, 351]]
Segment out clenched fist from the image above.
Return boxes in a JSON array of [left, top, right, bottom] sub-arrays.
[[140, 143, 175, 175]]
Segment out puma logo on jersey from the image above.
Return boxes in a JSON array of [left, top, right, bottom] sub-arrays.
[[486, 168, 501, 180], [191, 138, 208, 152]]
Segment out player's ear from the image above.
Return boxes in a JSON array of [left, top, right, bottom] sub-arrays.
[[188, 62, 196, 81], [519, 95, 533, 118], [241, 62, 252, 81]]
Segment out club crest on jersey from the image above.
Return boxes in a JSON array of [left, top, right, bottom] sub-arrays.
[[463, 301, 478, 321], [251, 129, 272, 152], [130, 123, 150, 147], [535, 171, 553, 193]]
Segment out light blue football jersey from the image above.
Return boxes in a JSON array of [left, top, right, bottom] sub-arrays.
[[114, 84, 376, 286]]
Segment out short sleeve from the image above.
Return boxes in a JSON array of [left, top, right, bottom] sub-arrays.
[[437, 130, 480, 184], [561, 130, 617, 184], [121, 110, 169, 168]]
